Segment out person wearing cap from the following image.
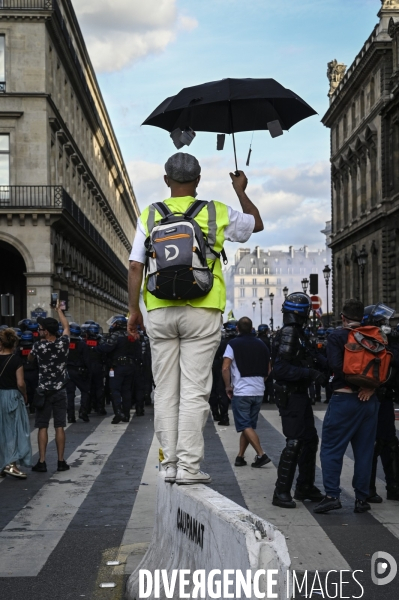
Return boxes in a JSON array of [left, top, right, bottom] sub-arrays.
[[29, 302, 71, 473], [127, 152, 263, 485]]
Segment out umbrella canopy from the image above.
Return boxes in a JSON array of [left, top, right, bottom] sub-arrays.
[[142, 78, 317, 134]]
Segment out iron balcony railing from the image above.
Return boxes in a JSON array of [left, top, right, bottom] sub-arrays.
[[0, 1, 53, 8], [0, 185, 128, 278]]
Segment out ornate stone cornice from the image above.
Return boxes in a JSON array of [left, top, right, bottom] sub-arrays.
[[388, 16, 399, 37]]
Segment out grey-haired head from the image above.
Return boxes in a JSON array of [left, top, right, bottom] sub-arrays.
[[165, 152, 201, 183]]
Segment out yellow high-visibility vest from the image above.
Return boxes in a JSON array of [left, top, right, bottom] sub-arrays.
[[141, 196, 229, 312]]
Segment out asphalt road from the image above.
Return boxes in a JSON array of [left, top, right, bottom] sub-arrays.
[[0, 402, 398, 600]]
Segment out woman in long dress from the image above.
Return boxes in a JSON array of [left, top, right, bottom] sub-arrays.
[[0, 328, 32, 478]]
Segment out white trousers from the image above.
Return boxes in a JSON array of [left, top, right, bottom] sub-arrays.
[[147, 306, 222, 474]]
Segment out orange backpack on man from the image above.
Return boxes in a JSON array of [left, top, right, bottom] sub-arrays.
[[343, 325, 392, 389]]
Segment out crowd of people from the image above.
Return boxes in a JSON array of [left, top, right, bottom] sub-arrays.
[[0, 302, 153, 479], [1, 151, 398, 521], [211, 295, 399, 514]]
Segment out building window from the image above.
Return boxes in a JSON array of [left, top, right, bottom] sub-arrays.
[[0, 36, 5, 92], [240, 288, 245, 297], [265, 278, 269, 285], [277, 278, 281, 285], [251, 267, 257, 274], [360, 90, 365, 119], [335, 125, 339, 150], [240, 278, 244, 285], [263, 267, 269, 274], [370, 77, 375, 107], [343, 113, 348, 139], [252, 278, 257, 285], [252, 288, 257, 297], [277, 288, 282, 296], [239, 267, 245, 274], [351, 102, 356, 130], [0, 134, 10, 186], [265, 288, 270, 296]]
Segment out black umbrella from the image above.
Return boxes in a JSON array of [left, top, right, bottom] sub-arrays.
[[143, 78, 317, 171]]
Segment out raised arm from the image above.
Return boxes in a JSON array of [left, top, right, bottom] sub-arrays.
[[229, 170, 264, 233], [55, 301, 70, 337]]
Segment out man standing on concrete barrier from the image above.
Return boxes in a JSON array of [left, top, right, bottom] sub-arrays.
[[127, 152, 263, 484], [222, 316, 271, 467]]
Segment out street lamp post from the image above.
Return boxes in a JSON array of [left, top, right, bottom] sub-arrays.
[[259, 297, 263, 324], [269, 293, 274, 332], [301, 278, 309, 294], [357, 245, 368, 304], [283, 286, 289, 299], [252, 301, 256, 324], [323, 265, 331, 327]]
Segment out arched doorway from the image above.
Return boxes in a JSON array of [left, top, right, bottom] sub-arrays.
[[0, 241, 27, 326]]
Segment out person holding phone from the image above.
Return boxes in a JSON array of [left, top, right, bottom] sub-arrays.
[[29, 301, 71, 473]]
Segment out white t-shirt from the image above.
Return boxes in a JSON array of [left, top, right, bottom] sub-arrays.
[[223, 343, 266, 397], [129, 206, 255, 263]]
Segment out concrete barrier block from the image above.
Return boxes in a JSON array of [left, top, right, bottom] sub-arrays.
[[126, 472, 290, 600]]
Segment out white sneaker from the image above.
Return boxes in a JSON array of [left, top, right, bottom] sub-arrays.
[[175, 469, 212, 485], [164, 466, 177, 483]]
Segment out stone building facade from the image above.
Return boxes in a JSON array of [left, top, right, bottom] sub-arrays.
[[323, 0, 399, 319], [0, 0, 139, 327], [227, 245, 329, 328]]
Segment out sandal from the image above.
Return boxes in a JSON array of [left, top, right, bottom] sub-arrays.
[[4, 465, 27, 479]]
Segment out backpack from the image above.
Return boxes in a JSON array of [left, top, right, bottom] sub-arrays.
[[343, 325, 392, 389], [144, 200, 227, 301]]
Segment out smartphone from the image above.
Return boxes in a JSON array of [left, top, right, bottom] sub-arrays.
[[51, 293, 58, 308], [60, 300, 66, 311]]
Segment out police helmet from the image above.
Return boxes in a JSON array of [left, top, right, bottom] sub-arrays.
[[20, 331, 34, 345], [282, 292, 311, 326], [326, 327, 335, 336], [88, 322, 102, 336], [58, 322, 64, 334], [12, 328, 22, 338], [69, 322, 81, 337], [109, 316, 128, 332], [362, 303, 395, 326], [18, 319, 39, 333], [317, 328, 327, 337], [84, 320, 97, 325], [0, 324, 8, 331], [223, 321, 237, 338], [258, 324, 270, 336]]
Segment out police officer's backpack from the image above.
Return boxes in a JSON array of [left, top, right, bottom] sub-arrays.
[[145, 200, 227, 301]]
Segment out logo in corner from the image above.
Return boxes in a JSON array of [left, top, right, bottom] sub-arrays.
[[165, 245, 179, 261], [371, 551, 397, 586]]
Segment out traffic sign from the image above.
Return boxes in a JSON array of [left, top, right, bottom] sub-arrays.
[[311, 295, 322, 310]]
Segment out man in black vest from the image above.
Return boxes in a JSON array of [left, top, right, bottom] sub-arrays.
[[222, 317, 271, 467]]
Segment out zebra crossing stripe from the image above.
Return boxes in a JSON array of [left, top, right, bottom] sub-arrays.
[[0, 416, 129, 577], [313, 410, 399, 541], [113, 434, 159, 576], [214, 414, 350, 572]]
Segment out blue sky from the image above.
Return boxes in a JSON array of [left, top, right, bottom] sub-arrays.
[[72, 0, 381, 256]]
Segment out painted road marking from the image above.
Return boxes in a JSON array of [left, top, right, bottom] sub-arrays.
[[0, 416, 129, 577]]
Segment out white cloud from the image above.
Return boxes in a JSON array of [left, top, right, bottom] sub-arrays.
[[71, 0, 198, 73]]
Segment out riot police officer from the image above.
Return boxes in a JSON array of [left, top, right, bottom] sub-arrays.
[[258, 324, 274, 403], [209, 322, 235, 425], [81, 322, 106, 415], [18, 319, 40, 413], [272, 292, 326, 508], [66, 322, 91, 423], [362, 304, 399, 502], [98, 316, 142, 424]]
